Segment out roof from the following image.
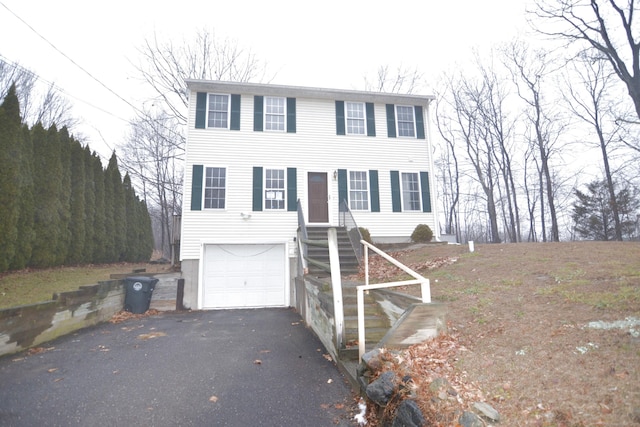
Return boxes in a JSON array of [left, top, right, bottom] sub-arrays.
[[185, 79, 435, 106]]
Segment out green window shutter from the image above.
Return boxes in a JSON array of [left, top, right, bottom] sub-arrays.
[[287, 167, 297, 211], [191, 165, 203, 210], [338, 169, 348, 211], [366, 102, 376, 137], [230, 94, 241, 130], [254, 96, 264, 131], [415, 105, 425, 139], [390, 170, 401, 212], [286, 97, 296, 133], [420, 171, 431, 212], [369, 170, 380, 212], [252, 166, 263, 211], [386, 104, 396, 138], [335, 101, 346, 135], [195, 93, 207, 129]]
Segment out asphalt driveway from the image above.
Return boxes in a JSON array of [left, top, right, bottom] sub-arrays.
[[0, 308, 358, 426]]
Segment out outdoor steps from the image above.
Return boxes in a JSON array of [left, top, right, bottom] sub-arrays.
[[335, 280, 392, 361], [305, 226, 360, 276]]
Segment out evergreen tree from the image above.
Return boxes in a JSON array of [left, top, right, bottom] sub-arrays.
[[11, 124, 35, 270], [102, 154, 116, 262], [91, 152, 107, 263], [106, 153, 126, 261], [67, 138, 86, 264], [137, 199, 154, 261], [0, 85, 22, 272], [572, 180, 640, 241], [31, 124, 63, 267], [123, 173, 137, 261], [55, 127, 73, 265], [82, 146, 96, 263]]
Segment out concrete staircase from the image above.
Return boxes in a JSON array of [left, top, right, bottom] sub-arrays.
[[305, 226, 360, 276]]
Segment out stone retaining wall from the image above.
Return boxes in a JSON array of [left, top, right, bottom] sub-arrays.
[[0, 280, 125, 357]]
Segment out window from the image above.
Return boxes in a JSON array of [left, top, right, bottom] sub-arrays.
[[349, 171, 369, 210], [265, 97, 285, 131], [396, 105, 416, 137], [204, 167, 226, 209], [265, 169, 285, 210], [401, 172, 420, 211], [207, 94, 230, 128], [346, 102, 365, 135]]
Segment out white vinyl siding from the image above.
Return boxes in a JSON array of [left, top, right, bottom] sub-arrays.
[[182, 92, 436, 259]]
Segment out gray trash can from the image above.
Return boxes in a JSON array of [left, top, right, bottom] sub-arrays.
[[124, 276, 159, 314]]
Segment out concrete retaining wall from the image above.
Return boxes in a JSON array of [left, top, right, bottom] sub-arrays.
[[0, 280, 125, 357]]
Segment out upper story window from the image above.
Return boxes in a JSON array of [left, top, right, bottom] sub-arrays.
[[208, 94, 230, 129], [265, 97, 285, 131], [401, 172, 421, 211], [396, 106, 416, 137], [265, 168, 285, 210], [346, 102, 365, 135], [349, 171, 369, 210], [204, 167, 226, 209]]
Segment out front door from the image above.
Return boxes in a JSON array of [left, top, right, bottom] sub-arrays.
[[308, 172, 329, 223]]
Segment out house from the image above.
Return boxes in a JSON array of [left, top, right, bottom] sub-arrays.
[[180, 80, 438, 310]]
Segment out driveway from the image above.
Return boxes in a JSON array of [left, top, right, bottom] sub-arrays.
[[0, 308, 358, 426]]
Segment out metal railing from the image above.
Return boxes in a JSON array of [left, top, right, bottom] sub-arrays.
[[338, 200, 363, 264], [357, 240, 431, 361]]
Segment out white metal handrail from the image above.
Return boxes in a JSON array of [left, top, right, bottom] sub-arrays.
[[357, 240, 431, 361]]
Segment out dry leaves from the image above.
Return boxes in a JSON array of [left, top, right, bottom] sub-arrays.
[[137, 331, 167, 340], [348, 254, 458, 281], [209, 395, 218, 403], [109, 309, 161, 324]]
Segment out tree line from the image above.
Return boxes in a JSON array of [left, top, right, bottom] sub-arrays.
[[0, 85, 154, 273]]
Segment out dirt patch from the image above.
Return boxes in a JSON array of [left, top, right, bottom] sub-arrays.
[[359, 241, 640, 426]]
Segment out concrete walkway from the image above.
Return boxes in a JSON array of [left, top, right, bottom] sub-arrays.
[[0, 308, 358, 426]]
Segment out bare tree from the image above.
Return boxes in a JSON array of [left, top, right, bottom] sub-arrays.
[[0, 58, 76, 129], [504, 41, 565, 242], [531, 0, 640, 121], [126, 28, 270, 256], [563, 54, 629, 239], [363, 64, 424, 94]]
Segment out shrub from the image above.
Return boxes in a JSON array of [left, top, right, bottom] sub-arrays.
[[411, 224, 433, 243], [359, 227, 373, 244]]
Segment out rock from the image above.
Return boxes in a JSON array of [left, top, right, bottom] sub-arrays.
[[429, 377, 451, 393], [459, 410, 484, 427], [366, 371, 397, 406], [361, 348, 384, 371], [392, 399, 425, 427], [473, 401, 501, 422]]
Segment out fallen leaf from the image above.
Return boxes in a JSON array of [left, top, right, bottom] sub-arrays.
[[291, 322, 300, 325], [321, 404, 330, 409], [327, 379, 333, 384], [113, 370, 120, 375], [335, 403, 345, 409], [259, 349, 271, 354], [54, 378, 63, 382], [323, 353, 333, 362], [137, 332, 167, 340], [209, 396, 218, 403], [11, 358, 25, 362], [47, 368, 58, 373], [253, 359, 262, 365]]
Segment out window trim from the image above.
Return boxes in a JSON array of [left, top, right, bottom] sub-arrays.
[[263, 167, 287, 210], [348, 170, 370, 211], [264, 96, 286, 132], [400, 171, 421, 212], [345, 102, 366, 136], [395, 105, 416, 138], [203, 166, 227, 210], [206, 93, 231, 129]]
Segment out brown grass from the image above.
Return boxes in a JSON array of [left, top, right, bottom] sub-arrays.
[[367, 241, 640, 426]]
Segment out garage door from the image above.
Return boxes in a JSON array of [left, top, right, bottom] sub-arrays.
[[202, 244, 286, 309]]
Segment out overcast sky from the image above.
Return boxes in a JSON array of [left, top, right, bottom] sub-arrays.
[[1, 0, 533, 161]]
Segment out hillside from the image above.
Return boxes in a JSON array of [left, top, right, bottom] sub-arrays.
[[363, 241, 640, 426]]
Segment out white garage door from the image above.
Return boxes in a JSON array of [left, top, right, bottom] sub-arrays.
[[202, 244, 286, 309]]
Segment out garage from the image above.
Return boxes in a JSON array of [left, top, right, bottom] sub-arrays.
[[201, 243, 287, 309]]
